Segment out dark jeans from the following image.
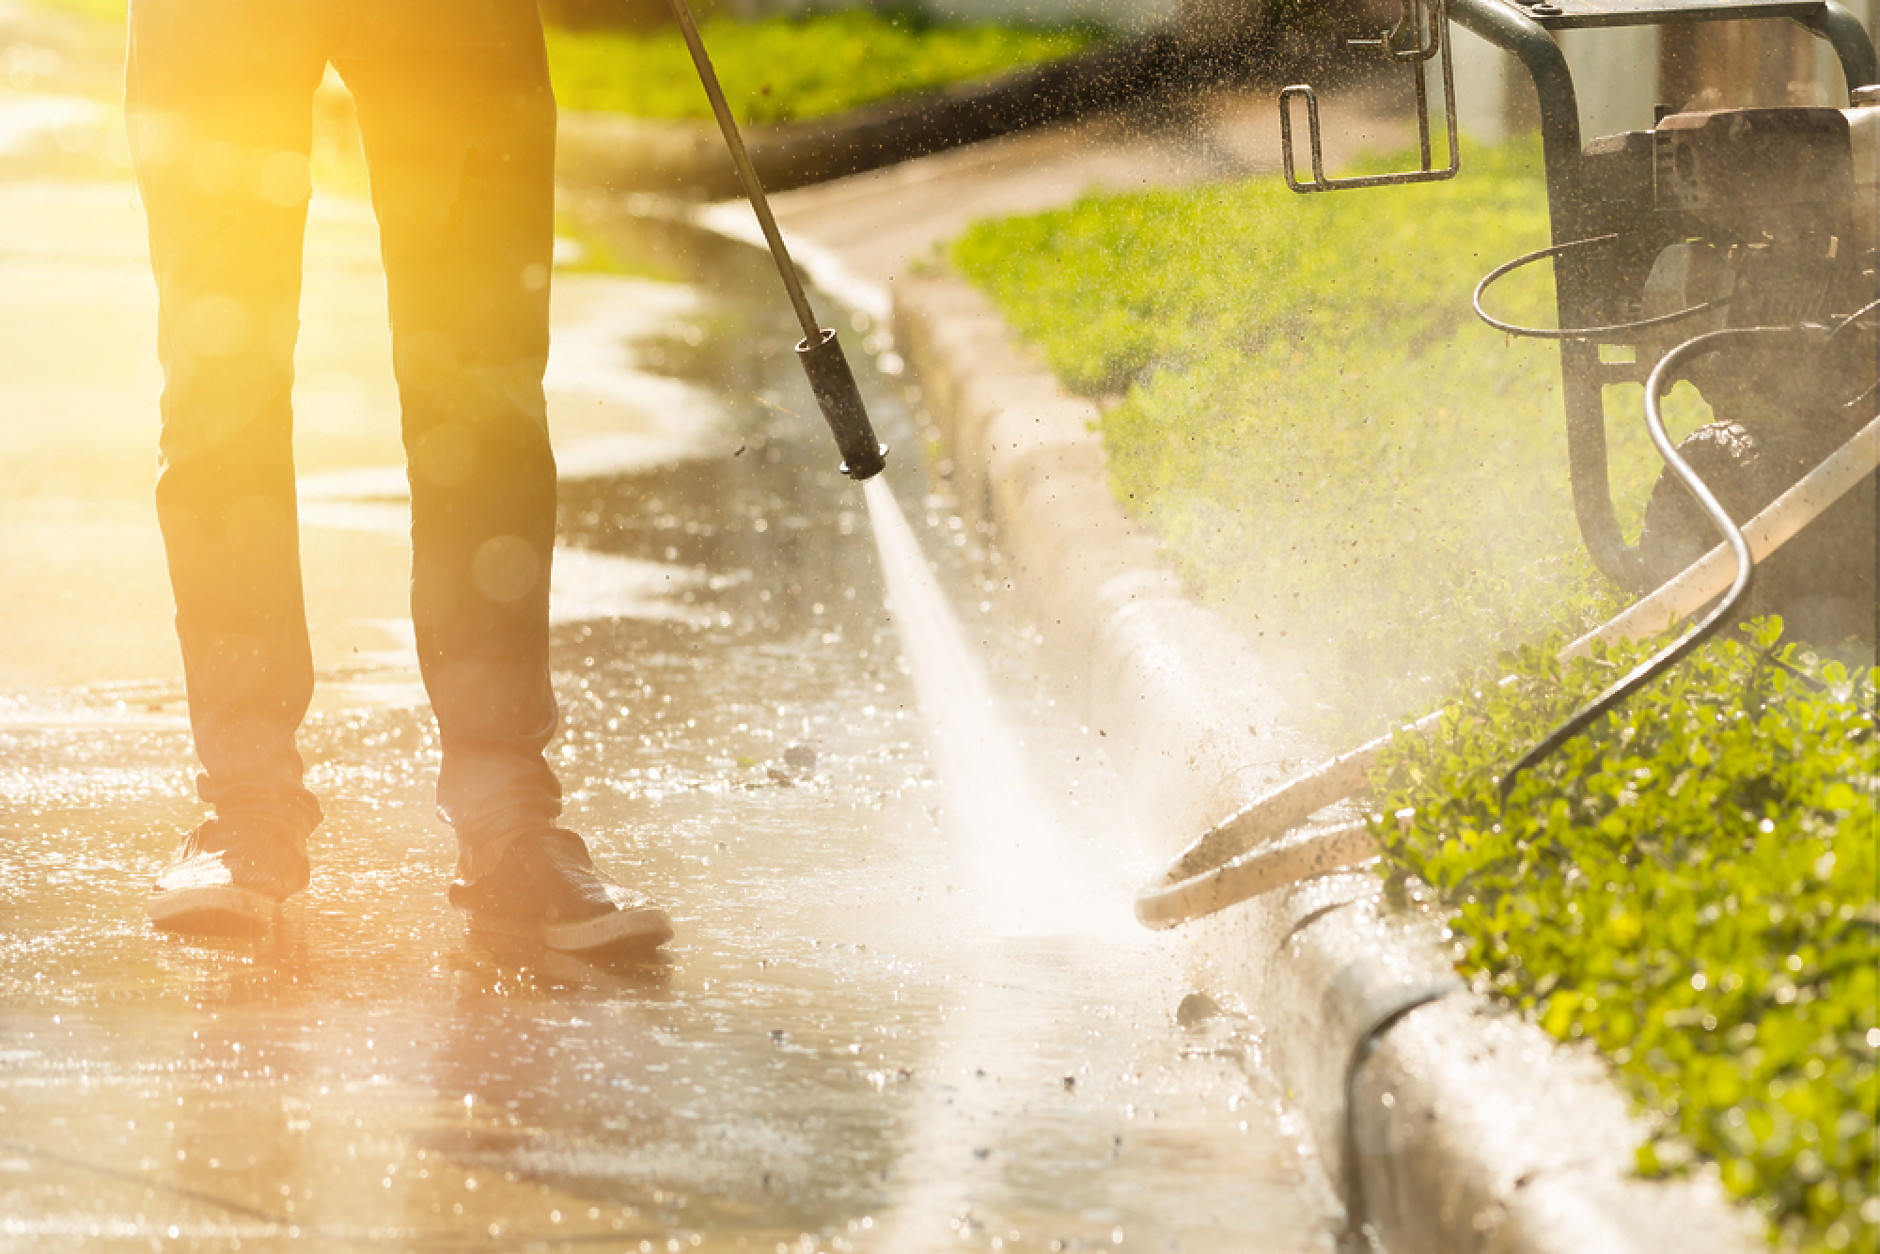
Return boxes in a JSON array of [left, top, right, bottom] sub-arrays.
[[127, 0, 564, 851]]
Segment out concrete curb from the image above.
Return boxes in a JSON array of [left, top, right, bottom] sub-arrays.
[[892, 270, 1772, 1254]]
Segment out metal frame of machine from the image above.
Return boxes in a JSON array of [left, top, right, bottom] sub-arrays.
[[1442, 0, 1877, 593], [1285, 0, 1878, 780], [1287, 0, 1877, 590]]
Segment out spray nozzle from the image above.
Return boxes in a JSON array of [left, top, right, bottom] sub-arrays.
[[796, 328, 888, 480]]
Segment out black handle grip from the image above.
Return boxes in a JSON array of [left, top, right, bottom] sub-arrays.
[[796, 328, 887, 480]]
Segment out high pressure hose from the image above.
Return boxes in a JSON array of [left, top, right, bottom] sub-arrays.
[[1470, 234, 1731, 341], [1494, 325, 1784, 801]]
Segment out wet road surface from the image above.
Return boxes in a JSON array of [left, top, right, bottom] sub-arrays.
[[0, 111, 1340, 1252]]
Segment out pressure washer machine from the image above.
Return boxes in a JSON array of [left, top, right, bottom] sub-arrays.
[[1135, 1, 1877, 927], [1284, 0, 1877, 641]]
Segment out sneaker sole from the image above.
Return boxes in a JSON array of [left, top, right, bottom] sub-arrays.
[[148, 885, 276, 934], [465, 903, 674, 954], [546, 903, 674, 954]]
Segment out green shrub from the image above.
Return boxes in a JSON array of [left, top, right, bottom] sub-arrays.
[[18, 1, 1102, 126], [951, 138, 1716, 737], [1370, 620, 1877, 1254], [545, 8, 1104, 125]]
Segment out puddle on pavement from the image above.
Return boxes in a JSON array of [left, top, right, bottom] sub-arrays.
[[0, 207, 1338, 1252]]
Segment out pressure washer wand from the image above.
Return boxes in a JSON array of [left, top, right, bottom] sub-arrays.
[[665, 0, 888, 480]]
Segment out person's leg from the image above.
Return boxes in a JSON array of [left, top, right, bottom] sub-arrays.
[[336, 1, 562, 851], [128, 0, 330, 928], [336, 2, 669, 952]]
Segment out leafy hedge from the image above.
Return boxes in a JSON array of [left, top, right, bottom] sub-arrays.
[[20, 1, 1102, 127], [1370, 621, 1876, 1254], [544, 8, 1103, 125], [951, 138, 1715, 738]]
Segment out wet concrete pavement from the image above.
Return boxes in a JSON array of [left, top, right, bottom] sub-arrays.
[[0, 90, 1342, 1251]]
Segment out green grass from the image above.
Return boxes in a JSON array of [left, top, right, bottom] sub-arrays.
[[545, 9, 1103, 125], [1370, 620, 1876, 1254], [20, 1, 1102, 127], [950, 137, 1719, 737]]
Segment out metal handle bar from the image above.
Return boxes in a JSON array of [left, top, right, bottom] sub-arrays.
[[1280, 0, 1460, 193], [1350, 0, 1444, 60]]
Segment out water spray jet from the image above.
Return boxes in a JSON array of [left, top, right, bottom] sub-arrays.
[[662, 0, 1137, 942], [861, 474, 1121, 936], [665, 8, 1121, 928]]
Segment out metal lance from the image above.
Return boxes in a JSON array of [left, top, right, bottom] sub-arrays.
[[664, 0, 888, 480]]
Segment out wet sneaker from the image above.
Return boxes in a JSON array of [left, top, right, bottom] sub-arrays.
[[147, 815, 311, 934], [448, 827, 673, 955]]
